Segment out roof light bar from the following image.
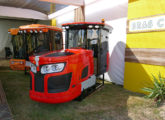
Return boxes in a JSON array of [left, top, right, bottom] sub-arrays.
[[34, 30, 38, 33], [65, 26, 69, 29], [88, 25, 93, 28], [95, 25, 99, 28], [19, 30, 23, 34]]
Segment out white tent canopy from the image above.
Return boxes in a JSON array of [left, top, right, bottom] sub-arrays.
[[0, 0, 67, 14], [0, 6, 48, 20]]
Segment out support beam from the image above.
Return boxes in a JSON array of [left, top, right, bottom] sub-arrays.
[[40, 0, 84, 6], [74, 6, 85, 22], [50, 3, 56, 26]]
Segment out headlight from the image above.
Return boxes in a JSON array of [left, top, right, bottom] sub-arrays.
[[41, 63, 65, 74], [30, 63, 37, 73]]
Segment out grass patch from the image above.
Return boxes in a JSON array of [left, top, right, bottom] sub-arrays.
[[0, 64, 164, 120]]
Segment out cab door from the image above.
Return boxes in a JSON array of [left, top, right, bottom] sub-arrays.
[[97, 28, 109, 75]]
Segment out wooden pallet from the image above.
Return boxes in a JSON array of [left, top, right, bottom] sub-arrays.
[[0, 80, 13, 120]]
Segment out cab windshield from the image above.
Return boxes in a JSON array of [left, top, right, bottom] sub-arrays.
[[11, 33, 49, 59], [27, 33, 49, 54], [66, 29, 99, 49]]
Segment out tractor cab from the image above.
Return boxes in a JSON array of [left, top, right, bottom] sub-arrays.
[[63, 22, 112, 75], [8, 24, 63, 71], [29, 22, 112, 103]]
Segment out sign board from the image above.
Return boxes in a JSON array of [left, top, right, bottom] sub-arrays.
[[127, 14, 165, 33]]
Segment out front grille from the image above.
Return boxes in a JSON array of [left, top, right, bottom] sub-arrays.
[[48, 73, 72, 93], [34, 73, 45, 92]]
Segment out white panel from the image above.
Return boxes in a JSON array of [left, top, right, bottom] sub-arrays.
[[85, 0, 128, 22], [81, 75, 96, 91], [0, 6, 48, 20]]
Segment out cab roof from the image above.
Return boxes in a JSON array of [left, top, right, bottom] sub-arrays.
[[8, 28, 19, 35], [19, 24, 62, 32], [62, 22, 112, 29], [9, 24, 62, 35], [62, 22, 105, 26]]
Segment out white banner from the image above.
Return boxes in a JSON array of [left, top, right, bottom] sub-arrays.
[[128, 14, 165, 33]]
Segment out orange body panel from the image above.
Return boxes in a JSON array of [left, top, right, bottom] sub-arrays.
[[19, 24, 62, 32], [10, 59, 26, 70], [8, 28, 19, 35]]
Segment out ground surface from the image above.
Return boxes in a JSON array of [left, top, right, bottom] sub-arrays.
[[0, 60, 164, 120], [0, 60, 13, 120]]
